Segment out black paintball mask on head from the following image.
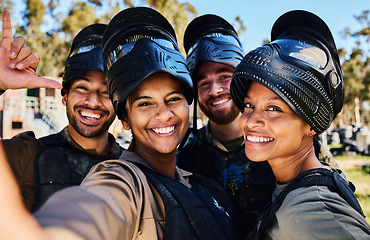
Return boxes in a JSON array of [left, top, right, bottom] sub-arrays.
[[62, 23, 106, 96], [102, 7, 193, 119], [181, 14, 244, 134], [184, 14, 245, 76], [230, 10, 344, 134]]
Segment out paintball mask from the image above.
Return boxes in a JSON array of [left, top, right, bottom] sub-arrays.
[[102, 7, 193, 118], [230, 10, 344, 134]]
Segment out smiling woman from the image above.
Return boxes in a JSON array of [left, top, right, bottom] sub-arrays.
[[28, 7, 242, 240], [121, 72, 190, 177], [230, 10, 370, 239]]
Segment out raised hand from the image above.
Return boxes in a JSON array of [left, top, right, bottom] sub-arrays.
[[0, 11, 62, 91]]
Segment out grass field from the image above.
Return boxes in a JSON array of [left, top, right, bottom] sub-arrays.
[[335, 154, 370, 224]]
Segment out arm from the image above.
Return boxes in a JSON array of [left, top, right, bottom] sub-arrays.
[[0, 10, 62, 92], [0, 143, 47, 240], [34, 160, 147, 239]]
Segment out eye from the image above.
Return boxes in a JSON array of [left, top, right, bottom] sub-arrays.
[[168, 95, 183, 102], [166, 94, 184, 103], [101, 90, 109, 96], [244, 102, 254, 109], [266, 106, 282, 112], [220, 74, 232, 81], [198, 80, 210, 88], [137, 101, 153, 107], [75, 85, 89, 92]]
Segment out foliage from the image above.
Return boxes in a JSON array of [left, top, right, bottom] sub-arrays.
[[2, 1, 367, 128], [335, 155, 370, 223], [341, 10, 370, 125]]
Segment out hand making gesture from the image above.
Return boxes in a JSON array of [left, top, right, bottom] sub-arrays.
[[0, 10, 62, 91]]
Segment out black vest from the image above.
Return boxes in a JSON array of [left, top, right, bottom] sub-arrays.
[[178, 127, 275, 235], [247, 168, 365, 240], [132, 162, 241, 240], [33, 133, 122, 211]]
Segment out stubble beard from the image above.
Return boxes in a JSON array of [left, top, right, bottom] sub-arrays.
[[198, 100, 240, 125], [66, 105, 115, 139]]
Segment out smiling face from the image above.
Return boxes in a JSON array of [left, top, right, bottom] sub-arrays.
[[121, 72, 189, 159], [195, 61, 240, 125], [63, 70, 116, 139], [239, 81, 313, 163]]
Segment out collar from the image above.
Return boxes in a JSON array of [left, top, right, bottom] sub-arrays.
[[60, 126, 122, 158], [120, 151, 193, 188]]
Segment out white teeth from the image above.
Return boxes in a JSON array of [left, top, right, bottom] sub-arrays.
[[153, 126, 175, 134], [247, 135, 274, 143], [212, 98, 228, 106], [81, 111, 101, 119]]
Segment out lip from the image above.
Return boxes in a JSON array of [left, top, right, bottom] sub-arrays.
[[78, 109, 106, 125], [245, 133, 275, 145], [151, 124, 177, 136], [210, 96, 231, 107]]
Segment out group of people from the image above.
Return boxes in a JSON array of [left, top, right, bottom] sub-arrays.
[[0, 6, 369, 240]]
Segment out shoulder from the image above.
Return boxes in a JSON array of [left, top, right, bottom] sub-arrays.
[[2, 131, 43, 165], [84, 159, 148, 188], [272, 185, 370, 239]]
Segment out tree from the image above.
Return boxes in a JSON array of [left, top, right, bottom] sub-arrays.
[[341, 10, 370, 125]]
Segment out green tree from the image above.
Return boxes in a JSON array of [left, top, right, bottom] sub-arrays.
[[341, 10, 370, 125]]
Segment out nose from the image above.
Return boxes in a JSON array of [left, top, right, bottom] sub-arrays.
[[85, 91, 103, 107], [240, 110, 265, 131], [154, 103, 174, 121], [209, 81, 224, 96]]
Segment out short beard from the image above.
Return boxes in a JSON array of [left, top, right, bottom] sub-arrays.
[[66, 106, 115, 139], [198, 101, 240, 125]]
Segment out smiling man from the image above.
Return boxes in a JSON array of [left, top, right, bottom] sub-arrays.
[[177, 14, 276, 236], [0, 20, 123, 212]]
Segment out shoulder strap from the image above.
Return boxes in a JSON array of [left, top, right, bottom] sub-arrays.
[[250, 168, 365, 240], [39, 133, 70, 148], [131, 162, 239, 240]]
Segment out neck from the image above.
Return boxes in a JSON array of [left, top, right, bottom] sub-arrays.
[[268, 141, 322, 184], [134, 147, 177, 179], [67, 125, 110, 155], [209, 113, 243, 141]]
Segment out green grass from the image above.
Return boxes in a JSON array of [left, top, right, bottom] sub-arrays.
[[335, 154, 370, 223]]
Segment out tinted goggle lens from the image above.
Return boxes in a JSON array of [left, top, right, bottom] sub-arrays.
[[188, 32, 242, 55], [273, 38, 328, 69], [106, 33, 177, 70], [69, 38, 102, 58]]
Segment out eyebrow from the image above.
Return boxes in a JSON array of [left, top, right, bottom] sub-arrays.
[[196, 67, 233, 81], [215, 67, 234, 75], [133, 90, 184, 102], [73, 76, 91, 83]]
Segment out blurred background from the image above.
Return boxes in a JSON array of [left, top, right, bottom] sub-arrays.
[[1, 0, 369, 151], [0, 0, 370, 222]]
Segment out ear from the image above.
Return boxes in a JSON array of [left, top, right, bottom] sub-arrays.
[[306, 127, 317, 137], [120, 118, 131, 131], [62, 94, 67, 106]]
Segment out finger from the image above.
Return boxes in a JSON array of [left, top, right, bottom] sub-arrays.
[[14, 52, 40, 70], [27, 76, 63, 90], [2, 11, 13, 43], [9, 45, 32, 69], [9, 36, 26, 59], [10, 46, 32, 69]]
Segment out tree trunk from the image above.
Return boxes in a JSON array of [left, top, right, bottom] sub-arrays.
[[354, 96, 361, 125]]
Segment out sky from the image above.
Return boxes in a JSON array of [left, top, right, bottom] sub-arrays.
[[182, 0, 369, 53], [8, 0, 369, 54]]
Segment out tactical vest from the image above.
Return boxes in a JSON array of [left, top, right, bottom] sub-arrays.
[[178, 127, 275, 234], [132, 162, 241, 240], [33, 133, 121, 211], [248, 168, 365, 240]]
